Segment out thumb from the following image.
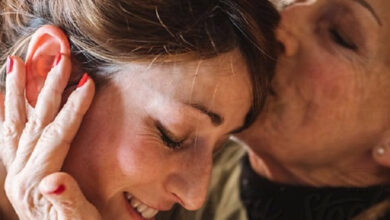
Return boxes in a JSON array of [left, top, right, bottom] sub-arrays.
[[39, 172, 102, 220]]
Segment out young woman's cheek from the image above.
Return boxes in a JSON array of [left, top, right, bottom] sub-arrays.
[[115, 131, 161, 173]]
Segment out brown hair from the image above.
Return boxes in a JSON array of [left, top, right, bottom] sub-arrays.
[[0, 0, 280, 128]]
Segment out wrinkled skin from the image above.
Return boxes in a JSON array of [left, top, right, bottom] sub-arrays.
[[240, 0, 390, 187]]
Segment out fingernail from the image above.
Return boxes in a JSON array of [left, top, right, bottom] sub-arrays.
[[51, 185, 66, 195], [7, 56, 14, 74], [77, 73, 89, 88], [52, 53, 62, 68]]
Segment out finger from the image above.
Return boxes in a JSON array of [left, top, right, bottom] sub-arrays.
[[0, 93, 5, 162], [39, 172, 102, 220], [1, 56, 27, 169], [25, 75, 94, 175], [0, 92, 5, 122], [12, 54, 72, 173], [32, 53, 72, 129]]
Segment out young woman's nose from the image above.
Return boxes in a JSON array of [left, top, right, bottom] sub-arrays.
[[165, 153, 212, 210]]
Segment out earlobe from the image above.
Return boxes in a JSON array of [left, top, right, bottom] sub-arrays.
[[25, 25, 71, 106], [372, 131, 390, 168]]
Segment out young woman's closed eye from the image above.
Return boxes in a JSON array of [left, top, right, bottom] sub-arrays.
[[156, 121, 187, 151]]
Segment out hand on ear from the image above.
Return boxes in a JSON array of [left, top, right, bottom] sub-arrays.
[[372, 130, 390, 168], [25, 25, 71, 106], [1, 26, 99, 219]]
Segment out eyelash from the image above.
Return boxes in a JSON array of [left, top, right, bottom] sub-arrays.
[[329, 28, 358, 51], [156, 124, 184, 150]]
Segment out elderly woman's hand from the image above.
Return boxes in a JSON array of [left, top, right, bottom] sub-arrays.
[[0, 55, 101, 220]]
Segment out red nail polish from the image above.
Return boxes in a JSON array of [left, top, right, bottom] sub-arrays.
[[77, 73, 89, 88], [51, 185, 65, 195], [7, 56, 14, 74], [52, 53, 62, 68]]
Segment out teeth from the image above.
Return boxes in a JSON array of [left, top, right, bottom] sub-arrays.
[[137, 204, 148, 213], [125, 192, 132, 200], [131, 198, 141, 208], [125, 192, 159, 219], [141, 209, 159, 219]]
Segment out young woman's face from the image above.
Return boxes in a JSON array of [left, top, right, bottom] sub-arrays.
[[240, 0, 390, 186], [62, 50, 252, 219]]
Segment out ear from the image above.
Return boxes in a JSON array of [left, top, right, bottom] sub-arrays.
[[372, 130, 390, 168], [25, 25, 70, 106]]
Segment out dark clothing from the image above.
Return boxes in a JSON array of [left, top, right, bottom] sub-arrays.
[[240, 155, 390, 220]]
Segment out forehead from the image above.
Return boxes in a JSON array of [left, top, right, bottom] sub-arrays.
[[313, 0, 389, 20], [115, 49, 252, 112], [344, 0, 389, 23], [288, 0, 390, 60]]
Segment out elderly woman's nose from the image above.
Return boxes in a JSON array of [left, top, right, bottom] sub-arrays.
[[166, 154, 212, 210]]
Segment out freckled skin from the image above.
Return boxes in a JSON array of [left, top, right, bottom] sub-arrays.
[[239, 0, 390, 187], [61, 50, 252, 219]]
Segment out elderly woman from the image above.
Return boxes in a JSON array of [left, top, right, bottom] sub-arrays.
[[159, 0, 390, 220], [240, 0, 390, 219], [0, 0, 279, 219]]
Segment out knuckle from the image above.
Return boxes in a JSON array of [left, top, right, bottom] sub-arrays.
[[25, 116, 45, 133], [22, 119, 47, 143], [40, 123, 71, 145], [4, 177, 25, 202], [42, 81, 63, 100], [51, 86, 64, 97], [4, 176, 13, 194], [4, 173, 45, 218], [41, 91, 61, 105], [61, 200, 79, 212], [7, 88, 24, 100], [64, 98, 84, 118], [6, 177, 42, 211], [2, 121, 21, 139]]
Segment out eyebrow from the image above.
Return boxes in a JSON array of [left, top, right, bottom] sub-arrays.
[[186, 103, 247, 134], [188, 103, 224, 126], [352, 0, 382, 26]]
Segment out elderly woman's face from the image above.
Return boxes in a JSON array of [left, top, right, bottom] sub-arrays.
[[61, 50, 251, 219], [240, 0, 390, 186]]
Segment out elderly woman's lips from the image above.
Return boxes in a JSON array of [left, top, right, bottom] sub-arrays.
[[123, 192, 158, 219]]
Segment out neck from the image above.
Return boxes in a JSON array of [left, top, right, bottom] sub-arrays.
[[248, 150, 390, 188], [0, 161, 18, 220], [241, 154, 390, 220]]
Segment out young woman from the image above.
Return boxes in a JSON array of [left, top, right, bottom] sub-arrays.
[[0, 0, 279, 219]]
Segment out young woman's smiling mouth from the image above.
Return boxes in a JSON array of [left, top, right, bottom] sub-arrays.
[[123, 192, 160, 219]]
